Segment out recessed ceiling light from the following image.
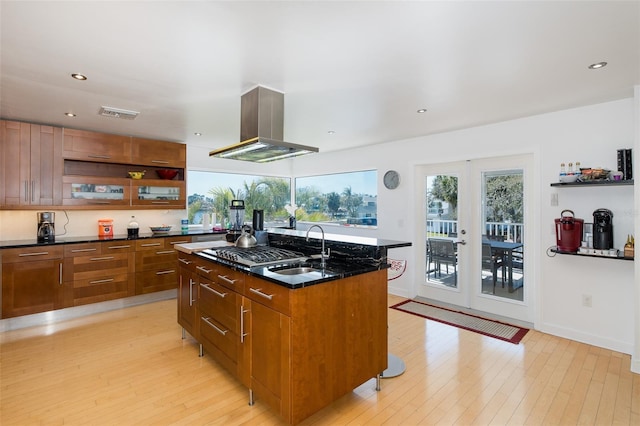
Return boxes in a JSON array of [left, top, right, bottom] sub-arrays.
[[194, 132, 202, 136], [327, 130, 335, 135], [64, 112, 76, 117], [71, 73, 87, 80], [417, 108, 428, 113], [588, 62, 607, 70]]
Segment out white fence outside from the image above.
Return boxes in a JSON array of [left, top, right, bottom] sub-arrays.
[[427, 219, 524, 243]]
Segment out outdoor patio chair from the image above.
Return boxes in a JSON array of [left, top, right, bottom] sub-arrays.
[[428, 238, 457, 280], [482, 242, 505, 293]]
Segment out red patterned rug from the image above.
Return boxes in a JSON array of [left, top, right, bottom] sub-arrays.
[[391, 299, 529, 344]]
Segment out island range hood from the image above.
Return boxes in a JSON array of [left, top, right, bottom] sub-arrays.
[[209, 86, 318, 163]]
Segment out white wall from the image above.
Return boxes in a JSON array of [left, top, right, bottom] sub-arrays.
[[0, 97, 637, 362]]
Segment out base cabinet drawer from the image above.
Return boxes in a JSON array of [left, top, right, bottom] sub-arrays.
[[199, 279, 239, 333], [135, 268, 177, 294], [70, 273, 133, 306], [199, 315, 239, 377]]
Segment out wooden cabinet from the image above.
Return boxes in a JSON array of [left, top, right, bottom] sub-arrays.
[[178, 252, 199, 338], [62, 241, 135, 307], [1, 246, 64, 318], [1, 120, 63, 207], [62, 128, 131, 164], [135, 236, 191, 294], [131, 137, 186, 168]]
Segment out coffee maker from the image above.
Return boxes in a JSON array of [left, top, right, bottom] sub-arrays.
[[37, 211, 55, 243], [593, 208, 614, 250]]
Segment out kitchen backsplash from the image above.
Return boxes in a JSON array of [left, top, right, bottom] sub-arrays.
[[0, 210, 186, 241]]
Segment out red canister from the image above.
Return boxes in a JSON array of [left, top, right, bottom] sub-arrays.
[[555, 209, 583, 252]]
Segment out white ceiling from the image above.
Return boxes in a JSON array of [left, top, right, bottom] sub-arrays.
[[1, 1, 639, 156]]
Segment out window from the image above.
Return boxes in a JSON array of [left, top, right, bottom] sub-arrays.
[[294, 170, 377, 227], [187, 171, 291, 228]]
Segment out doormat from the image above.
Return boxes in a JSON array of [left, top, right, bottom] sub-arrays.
[[390, 299, 529, 344]]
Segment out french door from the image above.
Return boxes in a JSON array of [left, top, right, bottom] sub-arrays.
[[417, 155, 533, 323]]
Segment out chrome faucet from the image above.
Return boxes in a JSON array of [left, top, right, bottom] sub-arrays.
[[306, 225, 329, 268]]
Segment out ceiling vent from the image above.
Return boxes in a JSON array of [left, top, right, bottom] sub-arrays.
[[98, 106, 139, 120]]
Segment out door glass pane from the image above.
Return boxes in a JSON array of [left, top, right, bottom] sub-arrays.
[[481, 170, 524, 301], [70, 183, 124, 200], [138, 186, 180, 201], [426, 174, 459, 288]]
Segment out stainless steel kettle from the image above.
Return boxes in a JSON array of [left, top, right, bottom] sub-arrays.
[[235, 225, 257, 248]]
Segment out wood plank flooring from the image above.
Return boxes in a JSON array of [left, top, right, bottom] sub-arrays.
[[1, 294, 638, 425]]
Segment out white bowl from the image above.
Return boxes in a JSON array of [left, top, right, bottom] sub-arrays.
[[559, 174, 579, 183]]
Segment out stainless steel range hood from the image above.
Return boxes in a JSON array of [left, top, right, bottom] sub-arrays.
[[209, 86, 318, 163]]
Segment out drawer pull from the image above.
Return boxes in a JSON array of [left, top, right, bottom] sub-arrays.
[[151, 201, 170, 204], [71, 248, 98, 253], [170, 240, 190, 245], [217, 275, 237, 285], [155, 250, 175, 255], [179, 258, 193, 265], [249, 287, 274, 300], [140, 243, 162, 247], [19, 251, 49, 257], [197, 266, 212, 274], [89, 278, 114, 285], [201, 283, 227, 298], [87, 154, 111, 159], [107, 245, 131, 250], [151, 160, 170, 164], [156, 269, 175, 275], [90, 256, 115, 261], [202, 317, 227, 336]]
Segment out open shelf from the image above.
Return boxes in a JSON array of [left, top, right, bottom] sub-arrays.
[[550, 248, 633, 261], [550, 179, 633, 187]]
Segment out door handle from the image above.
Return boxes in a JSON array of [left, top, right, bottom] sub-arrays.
[[458, 240, 467, 245]]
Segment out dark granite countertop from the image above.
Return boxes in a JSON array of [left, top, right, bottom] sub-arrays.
[[0, 230, 227, 250], [196, 250, 387, 289]]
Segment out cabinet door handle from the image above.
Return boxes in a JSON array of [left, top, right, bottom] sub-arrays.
[[240, 304, 249, 343], [155, 250, 175, 255], [19, 252, 49, 257], [200, 283, 227, 298], [88, 154, 111, 159], [24, 181, 29, 202], [156, 269, 175, 275], [107, 245, 131, 250], [90, 256, 114, 261], [59, 263, 63, 285], [179, 258, 193, 265], [141, 242, 162, 247], [151, 160, 169, 164], [71, 248, 98, 253], [249, 287, 274, 300], [151, 201, 170, 204], [217, 275, 237, 286], [89, 278, 114, 285], [202, 317, 227, 336], [31, 180, 35, 202], [196, 266, 212, 274], [189, 278, 196, 306]]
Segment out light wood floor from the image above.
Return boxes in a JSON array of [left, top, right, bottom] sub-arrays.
[[1, 294, 638, 425]]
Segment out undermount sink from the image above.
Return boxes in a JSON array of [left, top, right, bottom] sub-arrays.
[[271, 266, 322, 275]]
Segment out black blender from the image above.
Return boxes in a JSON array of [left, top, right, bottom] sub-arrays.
[[226, 200, 245, 242], [593, 208, 614, 250]]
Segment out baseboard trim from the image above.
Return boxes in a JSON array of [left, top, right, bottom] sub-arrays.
[[0, 290, 177, 333]]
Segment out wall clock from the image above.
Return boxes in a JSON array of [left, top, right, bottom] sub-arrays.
[[383, 170, 400, 190]]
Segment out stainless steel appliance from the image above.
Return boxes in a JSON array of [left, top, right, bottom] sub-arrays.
[[593, 208, 614, 250], [202, 246, 307, 267], [37, 211, 55, 243]]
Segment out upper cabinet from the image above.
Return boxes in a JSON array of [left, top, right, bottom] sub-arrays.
[[1, 120, 63, 207], [62, 128, 131, 164], [131, 137, 186, 168]]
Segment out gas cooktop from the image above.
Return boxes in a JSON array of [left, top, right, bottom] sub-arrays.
[[202, 246, 308, 267]]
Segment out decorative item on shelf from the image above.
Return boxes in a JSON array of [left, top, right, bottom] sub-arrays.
[[150, 225, 172, 234], [624, 234, 635, 259], [155, 169, 179, 180], [128, 170, 146, 179]]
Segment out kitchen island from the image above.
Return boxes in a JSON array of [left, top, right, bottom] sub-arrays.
[[176, 229, 410, 425]]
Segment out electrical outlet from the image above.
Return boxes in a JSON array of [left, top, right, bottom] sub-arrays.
[[550, 193, 558, 206], [582, 294, 592, 307]]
